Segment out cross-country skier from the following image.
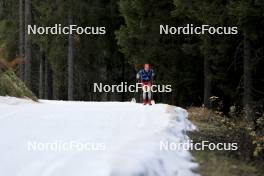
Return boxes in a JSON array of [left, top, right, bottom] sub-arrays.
[[136, 64, 155, 105]]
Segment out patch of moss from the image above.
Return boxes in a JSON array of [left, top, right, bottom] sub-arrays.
[[0, 70, 37, 101]]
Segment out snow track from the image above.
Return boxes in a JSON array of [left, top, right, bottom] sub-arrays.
[[0, 96, 199, 176]]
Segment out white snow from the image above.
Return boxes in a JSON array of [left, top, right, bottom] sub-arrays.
[[0, 96, 199, 176]]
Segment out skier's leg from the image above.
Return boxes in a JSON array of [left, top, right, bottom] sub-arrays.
[[149, 90, 152, 100], [148, 90, 152, 105], [142, 89, 147, 105], [146, 82, 152, 105]]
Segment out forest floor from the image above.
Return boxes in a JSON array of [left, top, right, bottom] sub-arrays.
[[187, 107, 263, 176]]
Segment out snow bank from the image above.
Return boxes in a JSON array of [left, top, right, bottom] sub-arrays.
[[0, 96, 199, 176], [0, 96, 35, 105]]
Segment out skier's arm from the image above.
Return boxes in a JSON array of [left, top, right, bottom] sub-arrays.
[[136, 70, 141, 80], [151, 69, 155, 82]]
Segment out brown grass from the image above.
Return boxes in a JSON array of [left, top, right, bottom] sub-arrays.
[[187, 107, 263, 176]]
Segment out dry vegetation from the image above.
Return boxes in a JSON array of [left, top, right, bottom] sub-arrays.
[[187, 107, 263, 176]]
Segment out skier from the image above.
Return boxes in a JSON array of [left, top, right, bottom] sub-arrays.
[[136, 64, 155, 105]]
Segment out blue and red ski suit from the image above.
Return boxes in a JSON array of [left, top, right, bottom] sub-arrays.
[[136, 68, 155, 104]]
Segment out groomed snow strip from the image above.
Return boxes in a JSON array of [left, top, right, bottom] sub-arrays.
[[0, 96, 199, 176]]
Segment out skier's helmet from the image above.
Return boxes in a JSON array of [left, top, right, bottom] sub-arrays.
[[144, 64, 150, 70]]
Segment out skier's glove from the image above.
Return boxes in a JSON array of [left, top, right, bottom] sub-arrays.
[[136, 73, 140, 80]]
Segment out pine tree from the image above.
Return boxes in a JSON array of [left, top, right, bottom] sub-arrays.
[[24, 0, 31, 88]]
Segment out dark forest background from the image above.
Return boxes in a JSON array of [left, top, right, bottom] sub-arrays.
[[0, 0, 264, 122]]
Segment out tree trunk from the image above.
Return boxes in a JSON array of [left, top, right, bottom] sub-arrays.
[[203, 37, 212, 108], [0, 0, 3, 16], [0, 0, 2, 76], [67, 12, 74, 100], [100, 64, 107, 101], [39, 49, 45, 99], [44, 56, 53, 99], [99, 51, 108, 101], [24, 0, 31, 88], [19, 0, 24, 80], [243, 32, 253, 121], [121, 57, 125, 101]]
